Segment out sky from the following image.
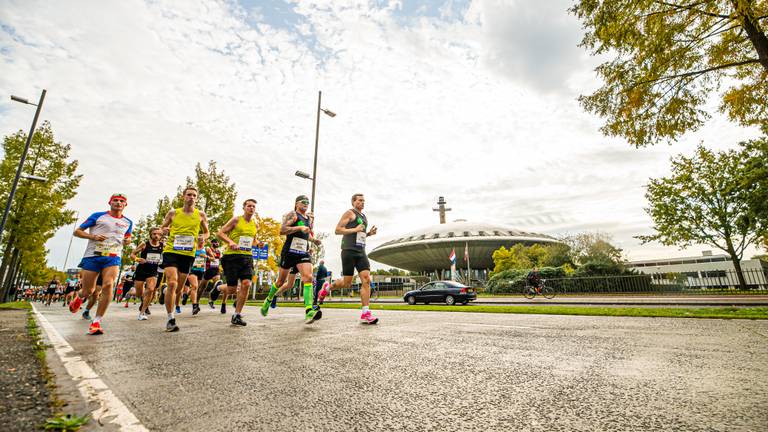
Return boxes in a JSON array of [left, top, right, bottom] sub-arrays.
[[0, 0, 763, 274]]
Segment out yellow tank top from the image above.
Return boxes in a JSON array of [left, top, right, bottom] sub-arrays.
[[224, 216, 257, 256], [163, 208, 201, 257]]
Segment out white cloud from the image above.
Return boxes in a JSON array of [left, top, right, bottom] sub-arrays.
[[0, 0, 762, 276]]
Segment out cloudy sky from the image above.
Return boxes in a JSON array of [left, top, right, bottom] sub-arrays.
[[0, 0, 762, 273]]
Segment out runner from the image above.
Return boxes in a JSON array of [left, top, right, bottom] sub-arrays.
[[121, 268, 136, 307], [81, 275, 103, 321], [131, 227, 164, 320], [260, 195, 322, 324], [159, 186, 209, 332], [63, 274, 78, 307], [186, 234, 206, 316], [217, 199, 260, 326], [44, 277, 58, 306], [202, 238, 222, 309], [329, 193, 378, 324], [68, 193, 133, 335]]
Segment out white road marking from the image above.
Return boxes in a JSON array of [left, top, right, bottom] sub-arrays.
[[446, 322, 533, 329], [32, 304, 149, 432]]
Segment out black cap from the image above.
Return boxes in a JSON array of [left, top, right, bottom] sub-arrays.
[[295, 195, 309, 202]]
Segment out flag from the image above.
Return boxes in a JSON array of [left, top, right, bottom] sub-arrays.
[[449, 248, 456, 264], [464, 242, 469, 262]]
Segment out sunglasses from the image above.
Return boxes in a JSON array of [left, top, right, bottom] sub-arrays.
[[299, 200, 310, 205]]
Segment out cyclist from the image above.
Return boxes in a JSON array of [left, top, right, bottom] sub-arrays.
[[526, 267, 543, 293]]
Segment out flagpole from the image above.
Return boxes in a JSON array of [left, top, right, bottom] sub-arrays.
[[465, 242, 471, 285]]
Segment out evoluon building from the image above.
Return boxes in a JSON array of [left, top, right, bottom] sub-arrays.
[[369, 217, 559, 280]]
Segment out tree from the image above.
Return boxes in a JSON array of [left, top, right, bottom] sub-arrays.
[[638, 145, 762, 289], [178, 161, 237, 233], [0, 122, 81, 298], [571, 1, 768, 147], [740, 136, 768, 243], [561, 232, 624, 266], [255, 215, 283, 276]]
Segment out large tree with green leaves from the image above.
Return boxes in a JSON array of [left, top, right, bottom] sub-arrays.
[[638, 144, 763, 288], [740, 136, 768, 244], [571, 0, 768, 147], [0, 122, 81, 295]]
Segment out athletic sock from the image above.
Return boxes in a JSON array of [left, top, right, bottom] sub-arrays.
[[362, 306, 370, 314], [167, 313, 174, 320], [266, 284, 278, 301], [93, 315, 102, 324], [303, 283, 312, 308]]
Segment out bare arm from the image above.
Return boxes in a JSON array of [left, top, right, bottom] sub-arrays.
[[74, 228, 105, 241], [216, 216, 240, 250], [131, 242, 146, 263], [334, 210, 364, 235], [160, 209, 176, 234], [199, 211, 210, 240], [280, 211, 306, 235]]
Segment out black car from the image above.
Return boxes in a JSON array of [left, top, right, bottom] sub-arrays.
[[403, 281, 477, 306]]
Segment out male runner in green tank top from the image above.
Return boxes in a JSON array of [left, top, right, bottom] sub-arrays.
[[217, 199, 260, 326], [160, 186, 210, 332], [330, 193, 379, 324]]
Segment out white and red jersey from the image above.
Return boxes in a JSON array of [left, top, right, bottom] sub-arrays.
[[79, 211, 133, 258]]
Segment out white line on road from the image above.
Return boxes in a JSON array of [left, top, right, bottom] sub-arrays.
[[445, 322, 533, 329], [32, 304, 148, 432]]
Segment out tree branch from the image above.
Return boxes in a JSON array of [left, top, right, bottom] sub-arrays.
[[631, 59, 760, 89]]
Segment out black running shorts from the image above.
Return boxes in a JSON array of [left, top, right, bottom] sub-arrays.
[[190, 269, 205, 280], [203, 267, 219, 280], [341, 249, 370, 276], [161, 252, 194, 274], [279, 252, 311, 274], [134, 263, 158, 282], [221, 255, 253, 287]]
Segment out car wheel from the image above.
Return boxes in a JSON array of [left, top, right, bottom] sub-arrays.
[[445, 295, 455, 306], [407, 296, 416, 305]]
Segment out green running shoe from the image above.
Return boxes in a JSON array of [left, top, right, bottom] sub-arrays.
[[304, 307, 317, 324], [260, 298, 271, 317]]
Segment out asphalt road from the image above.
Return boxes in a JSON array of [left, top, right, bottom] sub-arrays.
[[36, 303, 768, 431]]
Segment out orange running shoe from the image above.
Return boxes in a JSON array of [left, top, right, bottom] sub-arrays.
[[88, 321, 103, 335], [69, 296, 83, 313]]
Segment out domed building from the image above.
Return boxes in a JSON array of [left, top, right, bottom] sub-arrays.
[[369, 210, 560, 280]]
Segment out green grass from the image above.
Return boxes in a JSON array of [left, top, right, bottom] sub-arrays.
[[43, 414, 90, 431], [0, 300, 31, 310], [245, 301, 768, 319]]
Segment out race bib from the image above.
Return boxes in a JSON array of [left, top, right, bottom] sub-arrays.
[[356, 231, 367, 247], [173, 235, 194, 251], [209, 259, 220, 267], [146, 253, 162, 264], [238, 236, 254, 251], [94, 239, 122, 256], [289, 237, 308, 254], [193, 257, 205, 268]]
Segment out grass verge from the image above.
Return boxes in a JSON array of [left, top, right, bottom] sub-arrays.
[[245, 301, 768, 319], [0, 300, 31, 310]]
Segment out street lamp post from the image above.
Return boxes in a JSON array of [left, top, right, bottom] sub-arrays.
[[0, 89, 47, 240], [307, 90, 335, 213]]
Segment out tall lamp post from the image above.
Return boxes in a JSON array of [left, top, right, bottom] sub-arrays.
[[298, 90, 335, 213], [0, 90, 47, 240]]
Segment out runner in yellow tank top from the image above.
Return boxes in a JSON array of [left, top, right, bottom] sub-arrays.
[[217, 198, 261, 326], [160, 186, 210, 332]]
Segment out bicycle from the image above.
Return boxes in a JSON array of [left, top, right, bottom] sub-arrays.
[[522, 279, 555, 299]]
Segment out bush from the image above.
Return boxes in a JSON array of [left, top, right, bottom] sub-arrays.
[[485, 266, 568, 294]]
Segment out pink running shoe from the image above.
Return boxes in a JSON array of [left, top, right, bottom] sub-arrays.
[[69, 296, 83, 314], [318, 282, 330, 303], [360, 310, 379, 325]]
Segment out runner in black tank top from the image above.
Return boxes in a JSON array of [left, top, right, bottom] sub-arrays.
[[131, 227, 164, 320], [330, 193, 379, 324], [260, 195, 323, 324]]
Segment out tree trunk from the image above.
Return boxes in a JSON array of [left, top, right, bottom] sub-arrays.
[[733, 0, 768, 71], [0, 231, 16, 292], [7, 256, 22, 302], [0, 247, 19, 301], [725, 240, 748, 290]]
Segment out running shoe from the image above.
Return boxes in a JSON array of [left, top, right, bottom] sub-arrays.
[[220, 303, 226, 314], [209, 300, 215, 309], [175, 306, 181, 314], [318, 282, 330, 303], [138, 314, 148, 321], [88, 321, 103, 335], [192, 304, 200, 316], [81, 310, 91, 321], [260, 298, 270, 317], [304, 307, 318, 324], [166, 318, 179, 332], [182, 293, 189, 305], [124, 301, 129, 308], [68, 296, 83, 313], [270, 296, 278, 309], [231, 314, 246, 326], [145, 307, 151, 316], [360, 311, 379, 325], [158, 286, 166, 305]]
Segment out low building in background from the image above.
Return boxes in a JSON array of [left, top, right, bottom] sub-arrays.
[[626, 251, 768, 289]]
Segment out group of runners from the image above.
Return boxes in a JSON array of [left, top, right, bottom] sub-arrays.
[[66, 189, 379, 335]]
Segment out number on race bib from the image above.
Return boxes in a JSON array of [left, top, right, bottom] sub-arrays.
[[356, 231, 367, 247], [95, 239, 122, 256], [193, 257, 205, 268], [238, 236, 254, 251], [146, 253, 162, 264], [289, 237, 308, 254], [173, 235, 194, 251]]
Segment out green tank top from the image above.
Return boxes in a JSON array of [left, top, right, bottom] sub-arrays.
[[163, 208, 201, 257], [224, 216, 257, 256]]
